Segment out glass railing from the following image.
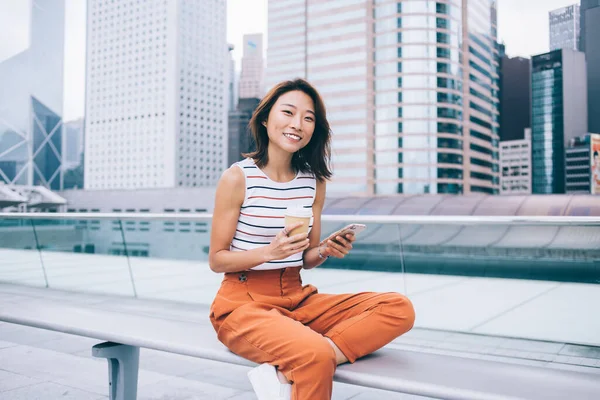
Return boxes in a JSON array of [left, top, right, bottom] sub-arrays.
[[1, 212, 599, 346]]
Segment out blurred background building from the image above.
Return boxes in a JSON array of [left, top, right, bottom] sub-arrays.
[[564, 133, 597, 194], [500, 128, 531, 195], [228, 44, 237, 112], [549, 4, 581, 51], [239, 33, 264, 99], [580, 1, 600, 133], [499, 53, 531, 142], [228, 98, 260, 166], [266, 0, 500, 196], [63, 118, 84, 171], [531, 48, 587, 194], [83, 0, 228, 191], [0, 0, 65, 190], [579, 0, 599, 52], [62, 118, 85, 190]]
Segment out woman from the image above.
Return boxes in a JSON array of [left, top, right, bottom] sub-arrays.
[[208, 79, 415, 400]]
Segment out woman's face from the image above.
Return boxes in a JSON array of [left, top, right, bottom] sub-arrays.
[[264, 90, 316, 154]]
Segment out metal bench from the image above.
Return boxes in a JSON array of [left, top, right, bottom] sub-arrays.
[[1, 284, 599, 400]]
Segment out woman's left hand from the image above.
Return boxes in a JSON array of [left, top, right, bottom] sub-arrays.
[[321, 233, 355, 259]]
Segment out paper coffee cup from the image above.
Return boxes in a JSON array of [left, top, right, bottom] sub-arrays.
[[284, 206, 312, 236]]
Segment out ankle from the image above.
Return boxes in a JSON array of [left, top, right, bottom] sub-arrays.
[[276, 368, 290, 384]]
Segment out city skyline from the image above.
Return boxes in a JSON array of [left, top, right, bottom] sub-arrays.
[[0, 0, 582, 121]]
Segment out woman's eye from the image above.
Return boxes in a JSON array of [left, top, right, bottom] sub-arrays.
[[305, 117, 314, 122], [282, 110, 292, 115]]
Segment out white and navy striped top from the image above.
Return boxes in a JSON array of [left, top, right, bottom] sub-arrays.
[[231, 158, 316, 270]]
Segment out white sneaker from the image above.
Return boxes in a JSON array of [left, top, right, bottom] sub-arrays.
[[247, 363, 292, 400]]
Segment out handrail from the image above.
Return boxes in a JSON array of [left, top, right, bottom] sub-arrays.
[[1, 212, 600, 226]]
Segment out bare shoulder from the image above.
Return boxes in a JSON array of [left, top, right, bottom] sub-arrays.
[[216, 165, 245, 206], [219, 165, 245, 187]]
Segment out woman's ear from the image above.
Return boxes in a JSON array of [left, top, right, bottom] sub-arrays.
[[262, 121, 267, 127]]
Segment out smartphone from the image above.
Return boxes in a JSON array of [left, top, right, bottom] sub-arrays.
[[319, 224, 367, 247]]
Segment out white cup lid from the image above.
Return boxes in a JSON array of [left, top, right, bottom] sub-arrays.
[[284, 205, 313, 218]]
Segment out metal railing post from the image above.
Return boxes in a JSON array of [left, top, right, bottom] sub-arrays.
[[118, 219, 138, 298], [30, 219, 49, 288]]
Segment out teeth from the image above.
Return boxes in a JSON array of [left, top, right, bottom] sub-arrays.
[[284, 133, 301, 141]]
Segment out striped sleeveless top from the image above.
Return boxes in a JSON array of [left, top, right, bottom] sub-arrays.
[[231, 158, 316, 270]]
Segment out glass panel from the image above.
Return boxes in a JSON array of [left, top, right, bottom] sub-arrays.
[[3, 213, 599, 352], [33, 217, 135, 296], [0, 218, 47, 286], [318, 219, 600, 349], [122, 217, 216, 303]]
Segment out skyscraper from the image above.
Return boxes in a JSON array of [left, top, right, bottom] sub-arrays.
[[228, 98, 260, 167], [63, 119, 84, 169], [239, 34, 264, 99], [579, 0, 600, 52], [531, 49, 587, 194], [549, 4, 580, 51], [0, 0, 65, 190], [84, 0, 228, 190], [228, 44, 237, 112], [580, 1, 600, 133], [499, 55, 531, 142], [266, 0, 500, 195]]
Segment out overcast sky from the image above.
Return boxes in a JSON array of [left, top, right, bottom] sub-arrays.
[[0, 0, 579, 121]]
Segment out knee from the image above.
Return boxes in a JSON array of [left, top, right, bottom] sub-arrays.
[[386, 293, 416, 334], [303, 341, 336, 376]]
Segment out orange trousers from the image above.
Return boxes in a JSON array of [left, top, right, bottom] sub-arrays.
[[209, 267, 415, 400]]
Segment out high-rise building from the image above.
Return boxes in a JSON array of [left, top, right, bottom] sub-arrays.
[[500, 129, 531, 195], [579, 0, 600, 52], [549, 5, 581, 51], [499, 55, 531, 142], [531, 49, 587, 194], [239, 34, 264, 99], [63, 119, 84, 169], [581, 2, 600, 133], [228, 44, 237, 112], [228, 98, 260, 167], [564, 134, 600, 194], [84, 0, 228, 190], [266, 0, 500, 195], [62, 118, 85, 190], [0, 0, 65, 190]]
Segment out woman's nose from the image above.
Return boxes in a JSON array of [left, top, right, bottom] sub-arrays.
[[290, 115, 302, 130]]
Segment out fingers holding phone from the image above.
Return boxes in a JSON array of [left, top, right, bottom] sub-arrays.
[[323, 233, 355, 258]]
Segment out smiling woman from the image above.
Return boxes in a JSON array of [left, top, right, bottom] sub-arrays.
[[207, 78, 415, 400]]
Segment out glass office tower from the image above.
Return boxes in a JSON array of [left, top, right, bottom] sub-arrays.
[[266, 0, 499, 195], [531, 49, 587, 194], [0, 0, 65, 190]]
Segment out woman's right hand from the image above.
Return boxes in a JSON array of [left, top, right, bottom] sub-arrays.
[[263, 222, 311, 262]]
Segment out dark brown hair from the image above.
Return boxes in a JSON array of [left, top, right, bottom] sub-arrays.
[[245, 79, 332, 182]]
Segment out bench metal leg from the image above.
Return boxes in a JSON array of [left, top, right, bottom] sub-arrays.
[[92, 342, 139, 400]]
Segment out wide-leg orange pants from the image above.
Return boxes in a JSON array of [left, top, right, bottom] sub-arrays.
[[209, 267, 415, 400]]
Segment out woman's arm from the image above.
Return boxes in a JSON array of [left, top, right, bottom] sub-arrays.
[[208, 166, 310, 273], [303, 180, 355, 270]]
